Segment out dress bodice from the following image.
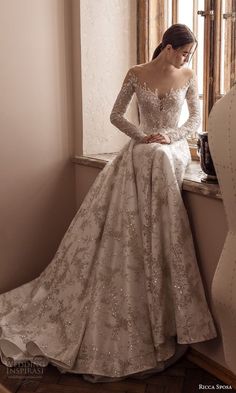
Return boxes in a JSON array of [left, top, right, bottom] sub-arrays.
[[110, 68, 201, 143]]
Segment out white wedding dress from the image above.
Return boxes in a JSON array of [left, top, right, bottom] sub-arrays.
[[0, 68, 217, 381]]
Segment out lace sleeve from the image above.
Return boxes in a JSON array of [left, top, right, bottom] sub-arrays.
[[110, 69, 146, 141], [165, 76, 201, 142]]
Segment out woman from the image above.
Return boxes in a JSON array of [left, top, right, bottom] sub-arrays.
[[0, 24, 217, 382]]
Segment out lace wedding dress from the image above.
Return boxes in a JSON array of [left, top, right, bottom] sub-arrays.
[[0, 68, 217, 381]]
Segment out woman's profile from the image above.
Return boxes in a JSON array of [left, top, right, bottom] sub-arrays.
[[0, 24, 217, 383]]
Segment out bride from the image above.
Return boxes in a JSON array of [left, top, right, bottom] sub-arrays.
[[0, 24, 217, 382]]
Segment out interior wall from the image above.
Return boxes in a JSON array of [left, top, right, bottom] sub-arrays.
[[71, 0, 83, 156], [183, 192, 228, 368], [0, 0, 76, 293], [79, 0, 138, 155]]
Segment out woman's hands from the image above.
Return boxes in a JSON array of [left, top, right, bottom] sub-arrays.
[[142, 133, 171, 144]]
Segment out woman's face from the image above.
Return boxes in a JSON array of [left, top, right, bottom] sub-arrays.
[[167, 43, 194, 68]]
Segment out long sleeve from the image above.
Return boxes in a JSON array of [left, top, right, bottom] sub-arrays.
[[164, 76, 201, 143], [110, 69, 146, 142]]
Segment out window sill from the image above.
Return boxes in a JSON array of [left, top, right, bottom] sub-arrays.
[[73, 154, 222, 200]]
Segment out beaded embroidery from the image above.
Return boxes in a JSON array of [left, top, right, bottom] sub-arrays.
[[0, 67, 216, 380], [110, 68, 200, 142]]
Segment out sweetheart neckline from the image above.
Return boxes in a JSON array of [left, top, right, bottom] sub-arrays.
[[132, 73, 193, 100]]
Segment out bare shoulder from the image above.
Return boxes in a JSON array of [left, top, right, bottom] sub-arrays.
[[130, 64, 146, 76], [124, 65, 140, 78], [181, 67, 194, 80], [123, 64, 147, 84]]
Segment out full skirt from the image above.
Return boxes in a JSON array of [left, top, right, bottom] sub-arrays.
[[0, 139, 217, 380]]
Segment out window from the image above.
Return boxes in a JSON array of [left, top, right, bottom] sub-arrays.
[[137, 0, 236, 158]]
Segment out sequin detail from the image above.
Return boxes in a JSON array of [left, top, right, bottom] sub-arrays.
[[110, 68, 200, 142], [0, 68, 216, 379]]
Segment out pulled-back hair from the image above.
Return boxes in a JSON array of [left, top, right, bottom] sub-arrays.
[[152, 24, 197, 60]]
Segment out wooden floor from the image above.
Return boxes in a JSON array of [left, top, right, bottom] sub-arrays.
[[0, 355, 234, 393]]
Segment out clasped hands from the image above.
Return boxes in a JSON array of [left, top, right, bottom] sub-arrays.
[[142, 133, 171, 144]]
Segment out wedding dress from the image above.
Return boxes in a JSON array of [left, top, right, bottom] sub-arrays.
[[0, 68, 217, 381]]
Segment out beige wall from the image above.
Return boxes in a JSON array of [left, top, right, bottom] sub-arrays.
[[0, 0, 76, 293], [79, 0, 137, 155], [71, 0, 83, 156], [75, 165, 101, 209], [183, 192, 228, 368]]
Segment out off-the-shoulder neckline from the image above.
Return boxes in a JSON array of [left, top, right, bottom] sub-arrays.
[[129, 70, 194, 99]]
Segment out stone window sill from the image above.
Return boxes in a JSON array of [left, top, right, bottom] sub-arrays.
[[73, 154, 222, 200]]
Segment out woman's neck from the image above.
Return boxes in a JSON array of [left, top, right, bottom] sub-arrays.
[[150, 53, 176, 75]]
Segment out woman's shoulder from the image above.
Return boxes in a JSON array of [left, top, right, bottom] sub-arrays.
[[181, 68, 198, 95], [131, 64, 194, 79], [123, 65, 138, 81], [123, 65, 146, 86], [181, 67, 195, 82], [126, 64, 143, 77], [127, 64, 154, 86]]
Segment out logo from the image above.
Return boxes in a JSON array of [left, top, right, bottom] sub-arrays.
[[5, 356, 48, 379]]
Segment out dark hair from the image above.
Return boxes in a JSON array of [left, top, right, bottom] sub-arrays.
[[152, 24, 197, 60]]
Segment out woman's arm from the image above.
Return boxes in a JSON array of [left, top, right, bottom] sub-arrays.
[[110, 69, 147, 142], [164, 76, 201, 142]]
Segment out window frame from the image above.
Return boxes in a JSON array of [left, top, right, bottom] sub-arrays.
[[137, 0, 236, 160], [137, 0, 199, 160]]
